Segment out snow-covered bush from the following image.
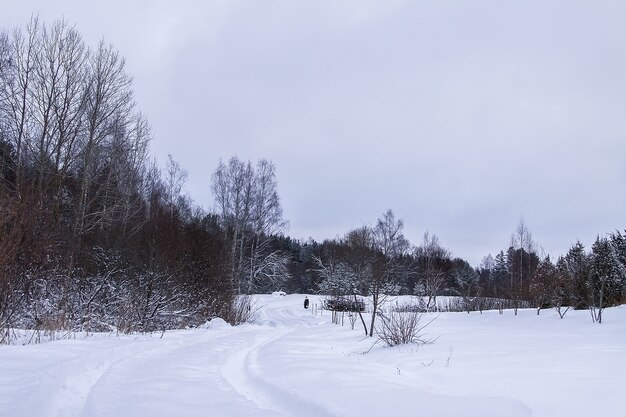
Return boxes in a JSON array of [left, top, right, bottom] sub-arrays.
[[376, 310, 436, 347], [323, 296, 365, 312]]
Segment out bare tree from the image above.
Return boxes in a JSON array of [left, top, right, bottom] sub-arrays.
[[211, 156, 289, 294], [247, 159, 289, 293], [529, 256, 554, 315], [212, 156, 254, 292], [1, 17, 40, 188], [366, 209, 409, 337], [29, 20, 87, 192], [0, 30, 12, 142], [511, 219, 534, 283], [247, 249, 290, 293], [251, 159, 285, 237], [414, 232, 451, 311], [73, 39, 134, 257], [0, 30, 9, 75], [117, 113, 151, 237], [164, 153, 188, 219], [508, 218, 537, 314], [50, 24, 87, 186]]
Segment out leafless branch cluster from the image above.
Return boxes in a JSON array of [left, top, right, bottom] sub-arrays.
[[376, 310, 436, 347]]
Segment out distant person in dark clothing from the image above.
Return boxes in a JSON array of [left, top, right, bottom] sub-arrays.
[[304, 296, 309, 309]]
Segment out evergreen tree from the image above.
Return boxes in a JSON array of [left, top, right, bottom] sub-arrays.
[[551, 257, 573, 318], [610, 230, 626, 303], [492, 250, 509, 297], [564, 241, 589, 308], [588, 237, 626, 323], [454, 260, 478, 313]]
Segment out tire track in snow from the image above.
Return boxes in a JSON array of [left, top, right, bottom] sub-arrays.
[[78, 327, 288, 417], [79, 330, 240, 416], [221, 327, 337, 417], [45, 337, 188, 417]]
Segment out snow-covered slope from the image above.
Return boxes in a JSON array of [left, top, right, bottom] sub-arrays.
[[0, 295, 624, 417]]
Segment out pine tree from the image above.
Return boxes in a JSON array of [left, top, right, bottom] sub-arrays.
[[564, 241, 589, 308], [588, 237, 626, 323], [492, 250, 508, 298], [610, 230, 626, 303]]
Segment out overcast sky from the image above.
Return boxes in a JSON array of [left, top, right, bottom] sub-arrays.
[[3, 1, 625, 265]]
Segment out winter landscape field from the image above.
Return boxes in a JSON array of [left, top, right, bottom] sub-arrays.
[[1, 294, 624, 417], [2, 5, 626, 416]]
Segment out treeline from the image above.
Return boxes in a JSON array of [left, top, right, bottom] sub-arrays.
[[0, 19, 235, 338], [283, 218, 626, 324]]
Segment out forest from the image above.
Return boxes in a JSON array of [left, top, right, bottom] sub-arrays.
[[1, 19, 625, 342]]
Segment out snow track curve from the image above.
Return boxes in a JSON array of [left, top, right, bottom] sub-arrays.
[[220, 327, 337, 417]]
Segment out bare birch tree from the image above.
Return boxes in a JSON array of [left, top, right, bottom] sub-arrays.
[[211, 156, 289, 293], [73, 39, 133, 257], [30, 20, 87, 193], [1, 18, 40, 188], [212, 156, 254, 292], [247, 159, 289, 292], [164, 153, 188, 219]]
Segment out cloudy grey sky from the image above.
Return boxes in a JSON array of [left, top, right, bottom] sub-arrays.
[[3, 1, 625, 264]]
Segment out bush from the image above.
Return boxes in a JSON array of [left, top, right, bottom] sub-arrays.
[[376, 310, 436, 347], [323, 296, 365, 312]]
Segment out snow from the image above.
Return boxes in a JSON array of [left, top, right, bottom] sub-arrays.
[[202, 317, 231, 329], [1, 295, 625, 417]]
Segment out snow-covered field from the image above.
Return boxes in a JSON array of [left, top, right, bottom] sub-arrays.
[[1, 295, 625, 417]]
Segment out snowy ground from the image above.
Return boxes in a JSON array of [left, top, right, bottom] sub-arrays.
[[1, 295, 625, 417]]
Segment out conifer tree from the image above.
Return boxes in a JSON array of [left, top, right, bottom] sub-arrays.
[[588, 237, 626, 323]]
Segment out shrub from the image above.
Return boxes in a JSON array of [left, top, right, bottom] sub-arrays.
[[323, 296, 365, 312], [376, 310, 436, 347]]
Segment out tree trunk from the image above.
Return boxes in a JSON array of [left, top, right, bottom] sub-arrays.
[[354, 294, 368, 336], [598, 279, 604, 324], [368, 290, 378, 337]]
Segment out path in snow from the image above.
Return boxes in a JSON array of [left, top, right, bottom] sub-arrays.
[[247, 296, 531, 417], [80, 327, 283, 417], [220, 327, 337, 417]]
